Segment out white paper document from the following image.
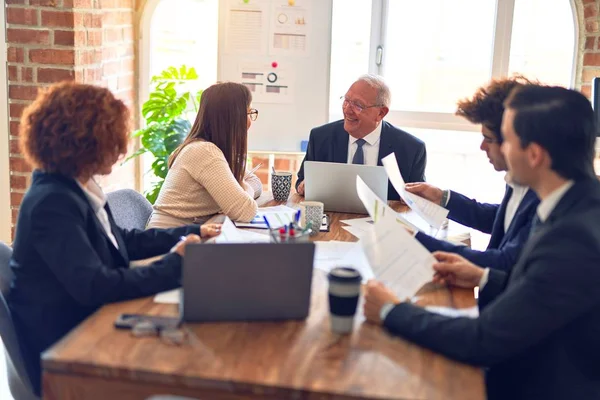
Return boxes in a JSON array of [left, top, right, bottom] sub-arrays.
[[381, 154, 449, 230], [425, 305, 479, 319], [214, 216, 270, 243], [154, 289, 180, 304], [361, 214, 436, 300], [235, 205, 298, 229], [356, 176, 398, 222]]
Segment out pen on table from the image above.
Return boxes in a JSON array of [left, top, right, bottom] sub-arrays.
[[263, 215, 277, 242], [294, 209, 301, 226]]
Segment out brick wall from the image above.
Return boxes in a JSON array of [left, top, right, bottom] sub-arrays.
[[6, 0, 136, 235], [578, 0, 600, 97]]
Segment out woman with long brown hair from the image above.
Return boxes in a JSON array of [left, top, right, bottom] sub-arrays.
[[148, 82, 262, 228]]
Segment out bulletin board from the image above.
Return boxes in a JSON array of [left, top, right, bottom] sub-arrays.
[[218, 0, 333, 151]]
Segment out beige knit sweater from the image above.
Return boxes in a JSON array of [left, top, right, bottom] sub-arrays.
[[150, 140, 262, 224]]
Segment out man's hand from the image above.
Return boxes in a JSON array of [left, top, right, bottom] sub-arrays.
[[200, 224, 221, 238], [363, 280, 401, 325], [172, 234, 202, 257], [432, 251, 485, 289], [297, 181, 305, 196], [404, 182, 444, 205]]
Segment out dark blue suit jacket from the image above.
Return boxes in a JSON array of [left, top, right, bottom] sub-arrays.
[[383, 179, 600, 399], [416, 186, 539, 271], [8, 171, 200, 395], [296, 120, 427, 200]]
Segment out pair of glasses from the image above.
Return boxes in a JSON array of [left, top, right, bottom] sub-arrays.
[[248, 108, 259, 121], [340, 96, 382, 114]]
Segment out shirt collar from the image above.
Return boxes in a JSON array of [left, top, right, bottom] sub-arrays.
[[349, 122, 383, 146], [76, 178, 107, 212], [537, 180, 575, 222]]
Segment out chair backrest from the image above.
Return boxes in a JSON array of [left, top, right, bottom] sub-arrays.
[[106, 188, 153, 231], [0, 242, 38, 398]]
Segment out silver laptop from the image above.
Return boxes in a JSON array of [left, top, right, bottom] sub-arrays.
[[304, 161, 388, 213], [181, 243, 315, 322]]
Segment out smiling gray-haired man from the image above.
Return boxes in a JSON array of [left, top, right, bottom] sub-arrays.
[[295, 74, 427, 200]]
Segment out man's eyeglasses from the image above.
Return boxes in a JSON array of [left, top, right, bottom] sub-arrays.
[[248, 108, 259, 121], [340, 96, 382, 114]]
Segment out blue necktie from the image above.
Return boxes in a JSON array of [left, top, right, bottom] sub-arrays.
[[352, 139, 366, 164]]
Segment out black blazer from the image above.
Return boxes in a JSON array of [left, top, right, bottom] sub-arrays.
[[296, 120, 427, 200], [383, 179, 600, 400], [416, 186, 539, 271], [8, 171, 200, 395]]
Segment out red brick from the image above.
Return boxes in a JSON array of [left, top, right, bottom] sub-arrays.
[[7, 47, 25, 63], [586, 20, 599, 33], [9, 121, 20, 136], [54, 30, 74, 46], [584, 0, 596, 4], [9, 138, 20, 153], [9, 103, 27, 119], [7, 28, 50, 45], [7, 66, 18, 81], [9, 158, 32, 174], [41, 11, 74, 28], [587, 37, 596, 50], [84, 67, 103, 83], [29, 49, 75, 65], [30, 0, 58, 6], [582, 69, 600, 83], [78, 49, 102, 65], [583, 53, 600, 66], [581, 84, 592, 99], [74, 12, 102, 28], [585, 4, 598, 19], [9, 85, 38, 101], [74, 0, 96, 7], [10, 175, 27, 190], [37, 67, 75, 83], [21, 67, 33, 83], [86, 30, 103, 46], [274, 158, 291, 171], [123, 26, 134, 42], [7, 8, 38, 25], [6, 0, 26, 4], [120, 57, 134, 73], [10, 192, 25, 207], [11, 209, 19, 226]]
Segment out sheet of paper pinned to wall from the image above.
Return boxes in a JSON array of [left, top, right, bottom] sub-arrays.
[[238, 61, 295, 103], [269, 0, 311, 56], [224, 0, 269, 54], [381, 154, 449, 230]]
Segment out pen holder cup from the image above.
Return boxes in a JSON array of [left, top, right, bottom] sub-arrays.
[[268, 228, 312, 243]]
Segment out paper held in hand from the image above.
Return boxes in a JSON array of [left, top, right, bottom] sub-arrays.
[[381, 154, 449, 230], [355, 175, 436, 299]]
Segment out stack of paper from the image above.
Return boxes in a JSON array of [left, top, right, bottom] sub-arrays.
[[235, 205, 329, 231]]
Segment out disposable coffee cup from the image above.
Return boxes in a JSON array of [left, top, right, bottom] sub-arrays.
[[327, 267, 362, 334]]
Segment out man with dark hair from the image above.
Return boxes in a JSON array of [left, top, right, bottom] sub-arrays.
[[406, 76, 538, 272], [364, 85, 600, 399]]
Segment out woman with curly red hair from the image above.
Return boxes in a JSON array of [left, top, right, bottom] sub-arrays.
[[8, 82, 221, 395]]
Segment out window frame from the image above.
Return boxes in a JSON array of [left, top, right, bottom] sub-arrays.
[[368, 0, 578, 133]]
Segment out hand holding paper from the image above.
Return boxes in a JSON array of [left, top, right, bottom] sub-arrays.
[[381, 154, 449, 230]]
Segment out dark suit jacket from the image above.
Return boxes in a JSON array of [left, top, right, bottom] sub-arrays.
[[296, 120, 427, 200], [416, 186, 539, 271], [383, 179, 600, 400], [8, 171, 200, 395]]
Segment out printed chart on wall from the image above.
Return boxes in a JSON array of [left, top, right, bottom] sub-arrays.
[[224, 0, 269, 55], [269, 0, 311, 56], [238, 61, 295, 103]]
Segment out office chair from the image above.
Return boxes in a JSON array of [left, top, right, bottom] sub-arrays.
[[0, 242, 39, 400], [106, 188, 153, 231]]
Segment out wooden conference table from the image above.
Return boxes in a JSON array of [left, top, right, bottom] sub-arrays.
[[41, 193, 485, 400]]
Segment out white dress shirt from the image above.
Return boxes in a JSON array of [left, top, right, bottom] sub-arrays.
[[77, 179, 119, 249], [347, 122, 383, 166], [503, 174, 529, 233], [478, 180, 575, 290]]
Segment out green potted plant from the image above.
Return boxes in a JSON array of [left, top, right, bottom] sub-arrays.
[[126, 65, 202, 203]]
